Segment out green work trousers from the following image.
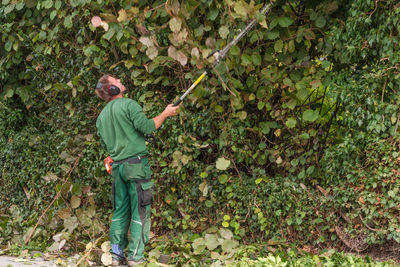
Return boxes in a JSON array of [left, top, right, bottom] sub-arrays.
[[110, 158, 153, 261]]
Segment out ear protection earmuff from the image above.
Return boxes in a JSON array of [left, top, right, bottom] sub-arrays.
[[96, 82, 120, 96]]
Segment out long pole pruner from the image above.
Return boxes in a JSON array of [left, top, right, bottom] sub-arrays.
[[173, 2, 273, 107]]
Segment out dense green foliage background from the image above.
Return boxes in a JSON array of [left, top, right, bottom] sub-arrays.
[[1, 0, 399, 264]]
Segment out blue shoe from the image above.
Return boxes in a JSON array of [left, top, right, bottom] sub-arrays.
[[111, 244, 126, 266]]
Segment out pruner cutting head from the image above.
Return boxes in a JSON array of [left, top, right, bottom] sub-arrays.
[[206, 50, 222, 68], [207, 49, 220, 60]]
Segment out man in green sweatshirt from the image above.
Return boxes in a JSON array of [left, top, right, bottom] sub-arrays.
[[95, 75, 179, 266]]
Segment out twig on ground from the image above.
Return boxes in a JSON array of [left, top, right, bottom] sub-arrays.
[[73, 234, 104, 267]]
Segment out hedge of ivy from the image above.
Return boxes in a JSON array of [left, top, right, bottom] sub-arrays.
[[1, 0, 399, 260]]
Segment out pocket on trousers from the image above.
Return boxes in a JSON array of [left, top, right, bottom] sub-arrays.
[[124, 163, 145, 179], [139, 181, 154, 207]]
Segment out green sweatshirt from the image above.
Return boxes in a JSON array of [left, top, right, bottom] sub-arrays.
[[96, 98, 156, 161]]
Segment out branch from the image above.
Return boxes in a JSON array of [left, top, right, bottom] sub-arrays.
[[73, 233, 105, 267], [368, 0, 380, 18], [212, 66, 237, 97], [359, 214, 379, 232], [24, 152, 83, 245], [381, 77, 387, 102]]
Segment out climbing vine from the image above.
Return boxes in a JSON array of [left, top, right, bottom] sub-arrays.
[[1, 0, 400, 264]]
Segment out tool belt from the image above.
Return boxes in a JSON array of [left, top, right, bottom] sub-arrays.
[[111, 155, 146, 165]]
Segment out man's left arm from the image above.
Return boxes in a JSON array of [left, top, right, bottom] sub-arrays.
[[129, 101, 179, 133], [152, 104, 179, 129], [129, 101, 157, 134]]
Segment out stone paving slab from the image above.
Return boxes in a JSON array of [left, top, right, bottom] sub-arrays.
[[0, 255, 58, 267]]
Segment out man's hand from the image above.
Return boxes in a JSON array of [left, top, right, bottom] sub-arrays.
[[163, 104, 180, 117], [152, 104, 180, 129]]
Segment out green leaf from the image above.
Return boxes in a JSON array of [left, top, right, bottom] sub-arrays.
[[50, 10, 57, 20], [278, 17, 293, 27], [216, 158, 231, 170], [300, 133, 310, 139], [260, 122, 271, 134], [296, 88, 308, 100], [255, 12, 265, 22], [269, 17, 279, 29], [57, 208, 70, 220], [205, 200, 213, 207], [306, 165, 315, 175], [236, 111, 247, 120], [288, 40, 295, 53], [321, 60, 331, 69], [287, 99, 297, 110], [219, 228, 233, 239], [192, 238, 206, 254], [286, 118, 297, 128], [252, 54, 262, 65], [5, 40, 12, 52], [207, 9, 219, 21], [266, 31, 279, 40], [241, 54, 252, 66], [304, 29, 316, 40], [146, 46, 158, 60], [63, 16, 73, 29], [194, 25, 204, 37], [64, 216, 78, 233], [291, 159, 299, 167], [315, 16, 326, 28], [218, 174, 228, 184], [25, 0, 35, 8], [200, 172, 208, 178], [233, 1, 248, 17], [214, 105, 224, 113], [70, 195, 81, 209], [221, 239, 238, 252], [47, 241, 62, 252], [117, 9, 127, 22], [4, 3, 15, 14], [43, 0, 53, 9], [219, 26, 229, 39], [302, 109, 319, 122], [43, 172, 58, 183], [55, 0, 62, 9], [16, 2, 24, 10], [205, 234, 219, 250], [229, 46, 240, 56], [131, 69, 142, 78], [283, 78, 292, 87], [274, 40, 283, 52], [169, 17, 181, 33], [103, 28, 115, 40], [199, 181, 208, 197]]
